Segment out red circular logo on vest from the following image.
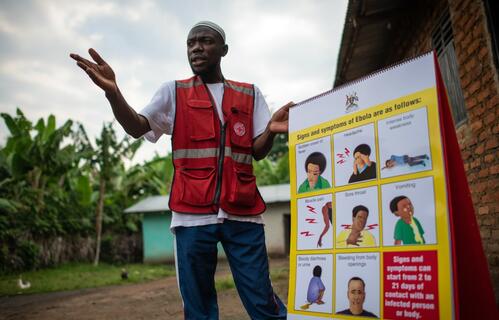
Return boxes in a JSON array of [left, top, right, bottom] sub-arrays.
[[233, 122, 246, 137]]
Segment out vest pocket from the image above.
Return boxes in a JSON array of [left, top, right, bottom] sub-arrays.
[[179, 167, 216, 206], [187, 100, 215, 141], [229, 169, 256, 206], [229, 108, 252, 148]]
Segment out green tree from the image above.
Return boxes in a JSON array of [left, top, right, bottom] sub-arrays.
[[0, 109, 93, 271], [91, 122, 142, 266], [127, 153, 173, 197], [266, 133, 288, 162], [0, 108, 180, 272], [98, 153, 173, 239], [253, 151, 290, 186]]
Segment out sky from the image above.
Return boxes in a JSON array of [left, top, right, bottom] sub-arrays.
[[0, 0, 348, 164]]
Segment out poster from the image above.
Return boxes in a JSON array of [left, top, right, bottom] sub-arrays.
[[287, 53, 455, 319]]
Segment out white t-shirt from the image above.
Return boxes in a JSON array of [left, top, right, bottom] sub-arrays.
[[139, 81, 271, 230]]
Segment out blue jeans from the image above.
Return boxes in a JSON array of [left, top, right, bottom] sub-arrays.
[[175, 220, 287, 320]]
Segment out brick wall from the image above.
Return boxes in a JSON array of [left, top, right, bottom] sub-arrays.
[[385, 0, 499, 304], [450, 0, 499, 304]]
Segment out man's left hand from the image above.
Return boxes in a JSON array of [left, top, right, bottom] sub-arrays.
[[269, 102, 295, 133]]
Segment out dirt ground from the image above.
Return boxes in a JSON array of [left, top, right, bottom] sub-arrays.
[[0, 258, 289, 320]]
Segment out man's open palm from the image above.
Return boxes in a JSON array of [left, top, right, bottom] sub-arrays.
[[70, 48, 117, 94]]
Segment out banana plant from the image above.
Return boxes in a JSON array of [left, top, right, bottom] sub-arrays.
[[0, 109, 94, 271]]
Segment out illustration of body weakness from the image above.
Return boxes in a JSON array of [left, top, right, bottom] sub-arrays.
[[301, 265, 326, 310], [390, 195, 426, 245], [70, 21, 291, 319], [298, 152, 331, 193], [383, 154, 429, 169], [336, 205, 376, 248]]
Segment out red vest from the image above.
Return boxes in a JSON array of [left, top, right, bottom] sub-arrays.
[[168, 76, 266, 215]]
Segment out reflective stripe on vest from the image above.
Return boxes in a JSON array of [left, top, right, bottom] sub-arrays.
[[173, 147, 252, 165], [176, 78, 203, 88], [225, 81, 254, 96], [176, 78, 253, 93]]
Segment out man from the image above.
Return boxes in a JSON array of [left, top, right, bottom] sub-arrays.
[[336, 277, 377, 317], [70, 21, 290, 320], [298, 151, 331, 193], [336, 205, 376, 248], [390, 195, 425, 245], [348, 144, 376, 183]]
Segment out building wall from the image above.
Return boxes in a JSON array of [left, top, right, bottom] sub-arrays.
[[139, 202, 290, 263], [142, 213, 174, 263], [450, 1, 499, 304], [263, 202, 290, 256], [384, 0, 499, 303]]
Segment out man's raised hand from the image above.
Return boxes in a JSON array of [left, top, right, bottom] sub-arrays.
[[70, 48, 117, 94], [269, 101, 295, 133]]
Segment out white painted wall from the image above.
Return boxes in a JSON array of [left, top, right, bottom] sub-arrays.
[[263, 202, 290, 255]]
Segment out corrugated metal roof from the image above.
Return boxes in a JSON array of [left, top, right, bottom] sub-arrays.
[[124, 184, 291, 213], [334, 0, 418, 87]]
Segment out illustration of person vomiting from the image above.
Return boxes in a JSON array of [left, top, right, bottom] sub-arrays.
[[390, 195, 426, 245], [382, 154, 429, 169], [348, 144, 376, 183], [317, 202, 332, 248], [336, 205, 377, 248], [301, 265, 326, 310], [298, 152, 331, 193]]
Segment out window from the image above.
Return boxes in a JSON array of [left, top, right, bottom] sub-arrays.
[[432, 10, 468, 126]]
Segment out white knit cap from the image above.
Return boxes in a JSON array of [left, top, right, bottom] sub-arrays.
[[191, 21, 226, 43]]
